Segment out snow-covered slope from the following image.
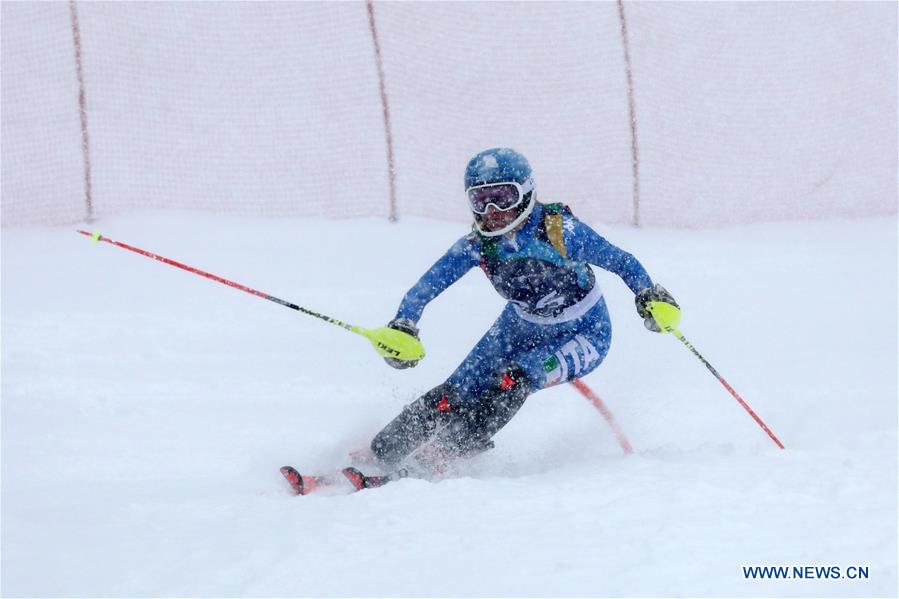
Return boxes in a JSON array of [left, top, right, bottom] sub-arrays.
[[2, 213, 896, 597]]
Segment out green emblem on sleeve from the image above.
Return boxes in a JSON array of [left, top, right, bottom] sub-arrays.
[[543, 355, 559, 372]]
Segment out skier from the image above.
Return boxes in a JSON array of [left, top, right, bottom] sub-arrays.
[[369, 147, 679, 474]]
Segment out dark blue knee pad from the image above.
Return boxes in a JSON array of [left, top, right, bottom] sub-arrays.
[[436, 365, 532, 454], [370, 383, 459, 465]]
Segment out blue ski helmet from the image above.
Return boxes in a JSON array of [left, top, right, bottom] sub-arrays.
[[464, 148, 536, 236]]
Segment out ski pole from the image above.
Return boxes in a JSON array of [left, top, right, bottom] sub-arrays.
[[646, 301, 785, 449], [570, 379, 634, 454], [77, 230, 425, 362]]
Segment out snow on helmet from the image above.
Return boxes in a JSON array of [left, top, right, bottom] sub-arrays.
[[464, 148, 536, 237]]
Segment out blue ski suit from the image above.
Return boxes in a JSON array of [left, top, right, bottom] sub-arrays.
[[394, 202, 654, 402]]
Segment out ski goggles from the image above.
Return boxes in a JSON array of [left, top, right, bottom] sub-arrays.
[[466, 180, 533, 214]]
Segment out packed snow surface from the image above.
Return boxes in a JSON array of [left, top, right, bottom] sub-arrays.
[[2, 213, 896, 597]]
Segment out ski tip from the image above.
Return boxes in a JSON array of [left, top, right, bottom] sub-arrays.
[[280, 466, 305, 495], [341, 467, 367, 492], [280, 466, 323, 496]]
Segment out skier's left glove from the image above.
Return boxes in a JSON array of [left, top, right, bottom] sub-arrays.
[[383, 317, 421, 369], [635, 284, 679, 332]]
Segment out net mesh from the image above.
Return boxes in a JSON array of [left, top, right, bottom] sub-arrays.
[[2, 1, 896, 228]]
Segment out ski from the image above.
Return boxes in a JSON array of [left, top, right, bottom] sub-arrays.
[[279, 465, 406, 496]]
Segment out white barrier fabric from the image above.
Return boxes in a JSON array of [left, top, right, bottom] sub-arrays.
[[2, 1, 896, 227], [2, 2, 86, 226]]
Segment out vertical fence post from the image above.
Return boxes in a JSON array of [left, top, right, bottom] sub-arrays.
[[616, 0, 640, 227], [69, 0, 94, 223], [366, 0, 398, 223]]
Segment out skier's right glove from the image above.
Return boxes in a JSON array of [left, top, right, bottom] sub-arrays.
[[635, 284, 679, 332], [383, 317, 421, 369]]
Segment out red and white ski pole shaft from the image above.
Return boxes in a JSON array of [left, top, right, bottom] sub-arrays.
[[647, 302, 785, 449], [76, 230, 426, 361], [77, 230, 353, 328], [670, 329, 784, 449]]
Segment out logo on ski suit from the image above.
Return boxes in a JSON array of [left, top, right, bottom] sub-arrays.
[[478, 220, 595, 319], [542, 335, 601, 387]]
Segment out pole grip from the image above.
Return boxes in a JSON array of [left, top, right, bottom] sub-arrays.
[[646, 300, 681, 332]]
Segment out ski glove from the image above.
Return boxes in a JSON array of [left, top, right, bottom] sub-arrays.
[[383, 318, 421, 369], [635, 284, 679, 332]]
